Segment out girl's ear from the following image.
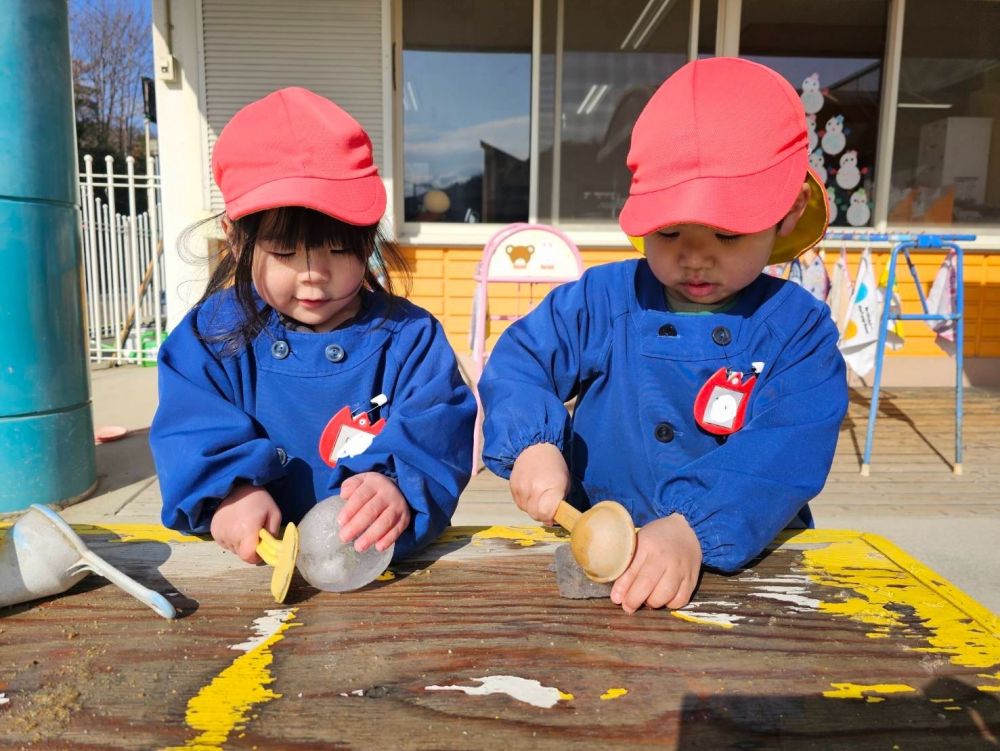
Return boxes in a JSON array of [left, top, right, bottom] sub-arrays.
[[777, 182, 811, 237], [221, 215, 234, 242]]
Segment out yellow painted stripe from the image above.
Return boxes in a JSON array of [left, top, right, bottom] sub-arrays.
[[0, 520, 203, 544], [823, 683, 917, 700], [797, 535, 1000, 694], [437, 525, 566, 547], [163, 609, 300, 750]]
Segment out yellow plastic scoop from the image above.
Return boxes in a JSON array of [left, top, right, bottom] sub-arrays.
[[256, 523, 299, 603], [553, 500, 637, 583]]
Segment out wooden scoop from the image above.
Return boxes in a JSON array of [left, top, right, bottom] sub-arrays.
[[256, 523, 299, 603], [553, 500, 637, 583]]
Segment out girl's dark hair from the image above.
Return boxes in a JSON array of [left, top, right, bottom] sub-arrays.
[[187, 207, 412, 349]]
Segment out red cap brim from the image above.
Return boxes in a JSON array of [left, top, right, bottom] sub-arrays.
[[619, 150, 807, 237], [225, 174, 386, 226]]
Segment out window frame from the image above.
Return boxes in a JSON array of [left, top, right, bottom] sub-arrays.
[[391, 0, 1000, 247]]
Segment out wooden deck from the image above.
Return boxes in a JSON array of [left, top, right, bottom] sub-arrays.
[[0, 528, 998, 749]]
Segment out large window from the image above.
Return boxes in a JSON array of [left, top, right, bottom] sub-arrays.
[[740, 0, 888, 228], [889, 0, 1000, 227], [536, 0, 696, 226], [398, 0, 999, 235], [401, 0, 532, 224]]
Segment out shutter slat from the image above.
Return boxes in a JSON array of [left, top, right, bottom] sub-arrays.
[[202, 0, 385, 212]]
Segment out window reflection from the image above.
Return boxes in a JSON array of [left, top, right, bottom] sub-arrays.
[[537, 0, 693, 225], [402, 0, 532, 223], [890, 0, 1000, 226], [740, 0, 888, 228]]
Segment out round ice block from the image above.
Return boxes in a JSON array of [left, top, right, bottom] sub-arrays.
[[296, 495, 394, 593]]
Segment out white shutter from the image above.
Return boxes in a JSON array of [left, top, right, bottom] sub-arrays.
[[201, 0, 385, 212]]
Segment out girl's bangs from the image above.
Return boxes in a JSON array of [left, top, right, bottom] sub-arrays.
[[255, 207, 374, 253]]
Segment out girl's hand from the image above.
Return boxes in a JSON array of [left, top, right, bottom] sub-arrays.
[[210, 484, 282, 564], [337, 472, 411, 553], [609, 514, 702, 614], [509, 443, 571, 526]]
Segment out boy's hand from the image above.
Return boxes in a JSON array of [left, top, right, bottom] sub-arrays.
[[610, 514, 702, 614], [509, 443, 571, 526], [210, 484, 282, 564], [337, 472, 411, 553]]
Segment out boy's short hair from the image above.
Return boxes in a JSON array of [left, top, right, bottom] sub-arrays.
[[619, 57, 828, 264]]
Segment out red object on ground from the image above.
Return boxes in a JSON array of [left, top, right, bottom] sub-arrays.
[[94, 425, 128, 443]]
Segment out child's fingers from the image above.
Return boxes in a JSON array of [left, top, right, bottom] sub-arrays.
[[610, 548, 646, 610], [340, 475, 361, 498], [534, 488, 562, 526], [338, 494, 385, 543], [619, 568, 660, 615], [237, 532, 264, 565], [645, 572, 684, 610], [337, 481, 378, 527], [665, 574, 697, 610], [353, 507, 398, 553], [375, 513, 409, 553], [265, 505, 282, 536]]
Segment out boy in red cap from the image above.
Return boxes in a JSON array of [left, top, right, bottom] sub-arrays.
[[150, 88, 476, 565], [480, 58, 848, 612]]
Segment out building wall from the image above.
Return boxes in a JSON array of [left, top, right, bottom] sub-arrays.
[[402, 244, 1000, 387]]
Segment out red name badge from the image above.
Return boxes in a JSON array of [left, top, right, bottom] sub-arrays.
[[318, 399, 387, 468], [693, 367, 756, 435]]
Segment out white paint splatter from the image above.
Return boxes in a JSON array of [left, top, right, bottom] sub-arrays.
[[684, 600, 740, 609], [679, 612, 745, 627], [0, 693, 8, 706], [425, 675, 566, 708], [749, 586, 821, 609], [229, 608, 295, 651]]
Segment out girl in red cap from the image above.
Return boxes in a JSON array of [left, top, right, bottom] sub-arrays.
[[480, 58, 848, 613], [150, 88, 476, 566]]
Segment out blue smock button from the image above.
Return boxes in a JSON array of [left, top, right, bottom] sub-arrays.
[[325, 344, 346, 363], [276, 447, 288, 466], [658, 323, 677, 337], [654, 422, 675, 443], [271, 340, 290, 359], [711, 326, 732, 346]]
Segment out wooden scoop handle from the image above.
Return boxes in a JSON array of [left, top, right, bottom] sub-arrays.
[[553, 501, 581, 532]]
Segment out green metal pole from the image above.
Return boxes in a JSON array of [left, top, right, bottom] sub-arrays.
[[0, 0, 96, 511]]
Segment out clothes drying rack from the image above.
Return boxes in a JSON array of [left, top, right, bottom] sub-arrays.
[[825, 232, 975, 476]]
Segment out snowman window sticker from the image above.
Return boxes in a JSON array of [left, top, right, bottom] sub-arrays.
[[318, 394, 388, 467], [693, 367, 759, 435]]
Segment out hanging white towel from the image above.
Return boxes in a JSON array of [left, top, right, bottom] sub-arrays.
[[925, 250, 958, 355], [828, 244, 852, 335], [839, 247, 880, 377], [877, 263, 905, 351]]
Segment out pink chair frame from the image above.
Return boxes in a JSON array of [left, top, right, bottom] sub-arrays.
[[468, 223, 585, 474]]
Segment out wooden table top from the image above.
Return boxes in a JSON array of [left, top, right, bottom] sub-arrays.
[[1, 524, 997, 749]]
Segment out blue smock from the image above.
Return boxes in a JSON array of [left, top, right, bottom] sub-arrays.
[[480, 260, 848, 571], [150, 289, 476, 560]]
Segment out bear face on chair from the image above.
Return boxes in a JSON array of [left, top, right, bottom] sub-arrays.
[[506, 244, 534, 269]]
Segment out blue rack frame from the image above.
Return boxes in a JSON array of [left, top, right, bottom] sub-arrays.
[[825, 232, 975, 476]]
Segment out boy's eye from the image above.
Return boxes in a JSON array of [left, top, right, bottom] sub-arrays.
[[715, 233, 742, 243], [657, 231, 680, 240]]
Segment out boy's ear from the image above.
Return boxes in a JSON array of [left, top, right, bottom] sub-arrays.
[[777, 182, 812, 237]]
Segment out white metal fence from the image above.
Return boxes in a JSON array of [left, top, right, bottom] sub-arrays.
[[79, 154, 165, 365]]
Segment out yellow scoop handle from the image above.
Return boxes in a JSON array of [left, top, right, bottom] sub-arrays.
[[256, 523, 299, 603]]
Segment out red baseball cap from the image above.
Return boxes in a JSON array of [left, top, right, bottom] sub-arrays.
[[619, 57, 828, 263], [212, 87, 386, 225]]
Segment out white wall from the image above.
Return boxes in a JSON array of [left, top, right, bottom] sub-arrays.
[[152, 0, 213, 332]]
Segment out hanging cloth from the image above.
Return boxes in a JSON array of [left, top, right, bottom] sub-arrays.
[[839, 247, 880, 377], [828, 243, 852, 335], [924, 249, 959, 355], [877, 262, 905, 351]]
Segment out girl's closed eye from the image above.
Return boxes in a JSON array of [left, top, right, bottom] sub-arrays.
[[657, 231, 680, 240]]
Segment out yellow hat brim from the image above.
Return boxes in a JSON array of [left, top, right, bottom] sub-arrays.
[[626, 169, 829, 265]]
